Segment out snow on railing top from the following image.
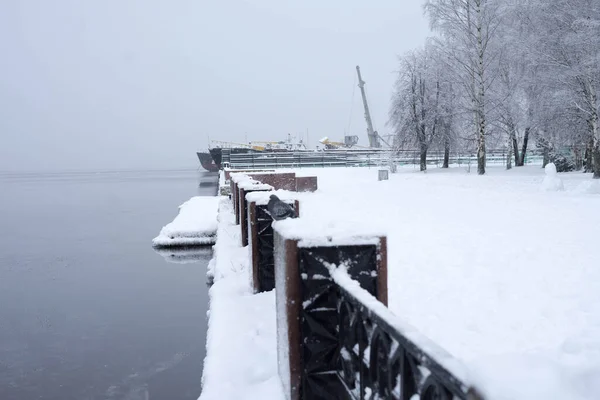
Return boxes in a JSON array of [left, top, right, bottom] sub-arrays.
[[237, 180, 273, 191], [273, 218, 384, 248], [229, 173, 251, 183], [245, 189, 298, 206], [328, 264, 479, 397]]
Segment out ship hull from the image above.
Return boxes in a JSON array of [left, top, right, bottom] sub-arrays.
[[196, 152, 220, 172]]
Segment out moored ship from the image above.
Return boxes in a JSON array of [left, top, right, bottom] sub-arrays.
[[197, 136, 309, 172], [196, 66, 389, 171], [196, 152, 220, 172]]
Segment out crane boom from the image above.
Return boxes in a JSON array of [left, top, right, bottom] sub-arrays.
[[356, 65, 380, 148]]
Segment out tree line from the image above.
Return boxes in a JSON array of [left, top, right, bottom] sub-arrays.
[[388, 0, 600, 178]]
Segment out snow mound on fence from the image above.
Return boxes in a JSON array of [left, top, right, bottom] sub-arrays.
[[152, 196, 221, 247], [245, 189, 300, 206]]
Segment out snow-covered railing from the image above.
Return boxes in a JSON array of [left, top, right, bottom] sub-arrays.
[[230, 173, 251, 225], [242, 171, 298, 191], [271, 219, 484, 400], [272, 220, 389, 400], [332, 267, 484, 400], [295, 176, 318, 192], [246, 190, 300, 293], [237, 180, 273, 246]]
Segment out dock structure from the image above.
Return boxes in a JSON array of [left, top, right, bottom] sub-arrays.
[[200, 168, 483, 400]]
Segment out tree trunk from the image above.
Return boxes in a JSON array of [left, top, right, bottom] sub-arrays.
[[584, 138, 594, 173], [420, 144, 427, 172], [585, 79, 599, 176], [506, 119, 520, 167], [543, 149, 549, 168], [592, 111, 599, 177], [506, 137, 513, 170], [574, 146, 583, 170], [443, 139, 450, 168], [512, 135, 520, 166], [520, 128, 530, 166], [477, 131, 486, 175], [591, 101, 599, 178], [594, 144, 600, 179], [475, 1, 486, 176]]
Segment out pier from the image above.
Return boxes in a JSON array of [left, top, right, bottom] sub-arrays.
[[196, 165, 600, 400], [200, 168, 482, 400]]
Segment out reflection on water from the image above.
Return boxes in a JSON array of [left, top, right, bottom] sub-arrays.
[[153, 247, 213, 265]]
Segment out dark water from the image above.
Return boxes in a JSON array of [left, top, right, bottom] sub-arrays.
[[0, 169, 217, 400]]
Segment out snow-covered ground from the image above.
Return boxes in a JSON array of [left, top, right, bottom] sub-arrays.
[[200, 199, 284, 400], [201, 165, 600, 400], [152, 196, 220, 247]]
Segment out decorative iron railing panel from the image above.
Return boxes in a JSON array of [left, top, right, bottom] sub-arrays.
[[298, 245, 379, 400], [293, 244, 478, 400], [256, 204, 276, 292], [336, 283, 476, 400]]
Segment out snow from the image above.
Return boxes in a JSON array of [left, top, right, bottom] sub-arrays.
[[218, 170, 226, 188], [541, 162, 565, 192], [574, 180, 600, 194], [230, 173, 251, 183], [199, 199, 284, 400], [245, 189, 300, 206], [152, 196, 220, 247], [201, 165, 600, 400], [546, 162, 558, 175], [278, 165, 600, 400], [329, 264, 472, 387], [237, 180, 273, 191], [273, 230, 291, 398], [273, 218, 383, 248]]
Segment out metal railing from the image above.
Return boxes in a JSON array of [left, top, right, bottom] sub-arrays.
[[241, 172, 487, 400], [336, 281, 481, 400], [226, 149, 544, 170]]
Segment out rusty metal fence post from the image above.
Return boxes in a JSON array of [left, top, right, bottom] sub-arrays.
[[230, 173, 250, 225], [237, 181, 273, 246], [246, 172, 297, 191], [273, 221, 387, 400], [295, 176, 318, 192], [247, 193, 300, 293]]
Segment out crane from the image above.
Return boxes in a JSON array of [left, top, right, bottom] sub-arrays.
[[356, 65, 381, 148]]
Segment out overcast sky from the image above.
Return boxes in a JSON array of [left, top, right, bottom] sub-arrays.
[[0, 1, 430, 172]]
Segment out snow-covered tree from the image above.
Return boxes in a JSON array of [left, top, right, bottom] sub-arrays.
[[424, 0, 503, 175], [530, 0, 600, 177], [390, 0, 600, 178], [389, 44, 455, 171]]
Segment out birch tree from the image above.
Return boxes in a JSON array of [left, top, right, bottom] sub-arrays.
[[389, 45, 452, 171], [424, 0, 502, 175], [390, 0, 600, 178], [530, 0, 600, 177], [489, 0, 542, 168]]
